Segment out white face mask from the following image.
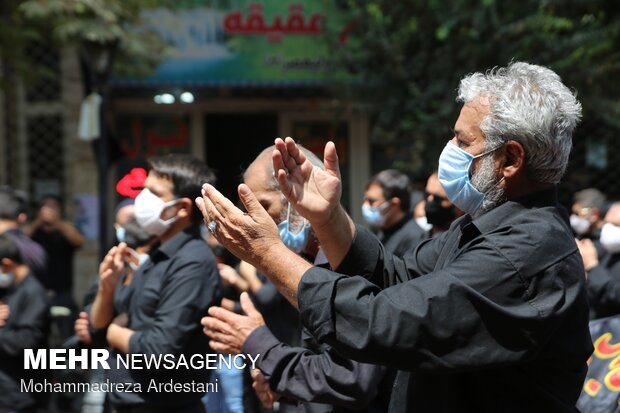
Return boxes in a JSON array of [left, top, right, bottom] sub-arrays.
[[601, 223, 620, 254], [570, 214, 591, 235], [134, 188, 180, 236], [415, 216, 433, 232]]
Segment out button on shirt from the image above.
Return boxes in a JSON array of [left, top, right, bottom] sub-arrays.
[[107, 226, 221, 407], [297, 188, 593, 413]]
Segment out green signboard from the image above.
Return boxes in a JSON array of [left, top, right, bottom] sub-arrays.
[[116, 0, 352, 86]]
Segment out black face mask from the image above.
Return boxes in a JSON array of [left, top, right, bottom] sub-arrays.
[[424, 197, 455, 228]]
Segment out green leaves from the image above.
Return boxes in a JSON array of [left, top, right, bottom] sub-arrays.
[[330, 0, 620, 177]]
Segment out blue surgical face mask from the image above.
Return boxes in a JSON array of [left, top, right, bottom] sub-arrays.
[[278, 203, 311, 254], [438, 141, 501, 215], [361, 202, 389, 227], [128, 248, 149, 271], [0, 271, 15, 289], [115, 226, 126, 243]]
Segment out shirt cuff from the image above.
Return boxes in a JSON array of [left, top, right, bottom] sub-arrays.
[[335, 224, 381, 278], [241, 325, 281, 357], [298, 267, 346, 342]]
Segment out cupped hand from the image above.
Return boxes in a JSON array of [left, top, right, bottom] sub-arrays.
[[272, 137, 342, 229], [201, 292, 265, 354], [98, 243, 127, 295], [217, 263, 249, 292], [75, 311, 92, 345], [195, 183, 282, 267]]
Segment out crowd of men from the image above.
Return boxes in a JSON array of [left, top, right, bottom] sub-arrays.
[[1, 61, 616, 413]]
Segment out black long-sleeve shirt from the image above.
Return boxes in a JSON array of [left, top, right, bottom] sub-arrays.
[[587, 252, 620, 319], [106, 226, 221, 408], [297, 188, 592, 412], [0, 273, 50, 412], [243, 326, 387, 413]]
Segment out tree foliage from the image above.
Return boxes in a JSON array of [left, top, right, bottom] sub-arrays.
[[0, 0, 171, 87], [331, 0, 620, 186]]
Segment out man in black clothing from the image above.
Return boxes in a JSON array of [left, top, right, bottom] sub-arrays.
[[362, 169, 426, 257], [423, 171, 463, 237], [202, 145, 389, 413], [0, 187, 47, 280], [197, 62, 592, 412], [29, 194, 85, 295], [570, 188, 606, 240], [90, 154, 220, 413], [0, 233, 50, 413], [578, 202, 620, 319]]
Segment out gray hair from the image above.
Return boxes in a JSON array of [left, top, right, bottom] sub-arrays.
[[457, 61, 582, 184]]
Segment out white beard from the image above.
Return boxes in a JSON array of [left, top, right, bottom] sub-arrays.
[[470, 154, 506, 218]]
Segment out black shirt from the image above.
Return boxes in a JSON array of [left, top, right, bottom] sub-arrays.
[[587, 252, 620, 319], [243, 326, 387, 413], [377, 216, 427, 258], [297, 188, 592, 412], [107, 226, 221, 407], [31, 228, 76, 293], [0, 273, 50, 412]]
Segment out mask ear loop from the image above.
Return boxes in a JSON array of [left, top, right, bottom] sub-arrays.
[[286, 202, 309, 235], [286, 202, 292, 232]]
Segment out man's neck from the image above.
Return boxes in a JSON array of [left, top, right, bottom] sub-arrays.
[[504, 176, 552, 201], [383, 210, 406, 230], [13, 265, 29, 285], [158, 220, 193, 245], [0, 220, 18, 234]]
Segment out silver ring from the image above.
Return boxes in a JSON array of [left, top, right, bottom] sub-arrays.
[[207, 221, 217, 234]]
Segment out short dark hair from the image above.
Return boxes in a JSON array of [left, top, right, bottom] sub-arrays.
[[148, 154, 216, 224], [0, 233, 23, 264], [0, 187, 25, 221], [39, 194, 64, 217], [367, 169, 411, 212], [573, 188, 606, 211], [123, 218, 155, 250]]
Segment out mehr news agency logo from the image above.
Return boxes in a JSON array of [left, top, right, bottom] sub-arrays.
[[21, 349, 259, 394]]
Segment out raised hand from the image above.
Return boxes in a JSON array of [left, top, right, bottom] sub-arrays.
[[75, 311, 92, 345], [195, 183, 284, 265], [98, 243, 127, 295], [201, 292, 266, 354], [217, 263, 250, 293], [272, 137, 342, 229]]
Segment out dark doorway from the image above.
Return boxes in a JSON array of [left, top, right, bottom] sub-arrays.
[[205, 113, 278, 202]]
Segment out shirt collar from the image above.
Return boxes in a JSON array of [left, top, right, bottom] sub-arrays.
[[380, 215, 409, 240], [152, 225, 201, 261], [465, 186, 559, 236]]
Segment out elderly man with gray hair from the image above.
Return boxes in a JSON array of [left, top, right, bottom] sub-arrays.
[[197, 62, 592, 412]]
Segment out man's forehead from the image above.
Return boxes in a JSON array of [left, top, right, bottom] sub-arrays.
[[145, 171, 173, 193], [426, 174, 445, 196], [606, 205, 620, 224], [454, 97, 490, 136], [365, 183, 384, 197]]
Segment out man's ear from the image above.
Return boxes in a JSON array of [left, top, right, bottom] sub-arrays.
[[1, 257, 14, 271], [501, 140, 526, 178], [390, 197, 401, 210], [177, 198, 193, 219]]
